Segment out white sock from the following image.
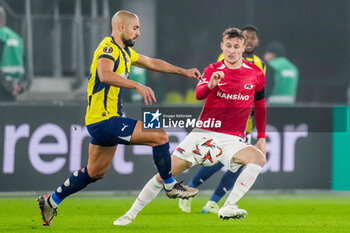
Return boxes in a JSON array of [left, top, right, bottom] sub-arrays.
[[163, 180, 176, 190], [224, 163, 262, 206], [125, 175, 163, 219]]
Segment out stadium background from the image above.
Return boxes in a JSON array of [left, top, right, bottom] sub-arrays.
[[0, 0, 349, 192]]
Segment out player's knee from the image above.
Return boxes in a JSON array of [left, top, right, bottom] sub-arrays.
[[154, 131, 169, 146], [253, 150, 266, 167]]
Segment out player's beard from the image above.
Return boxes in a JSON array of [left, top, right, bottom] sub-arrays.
[[245, 45, 256, 55], [123, 38, 135, 47]]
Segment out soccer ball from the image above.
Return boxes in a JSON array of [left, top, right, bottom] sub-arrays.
[[192, 137, 223, 167]]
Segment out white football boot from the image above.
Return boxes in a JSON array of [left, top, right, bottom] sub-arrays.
[[218, 204, 247, 220], [37, 195, 57, 226], [113, 214, 134, 226], [179, 198, 192, 213], [201, 201, 220, 214]]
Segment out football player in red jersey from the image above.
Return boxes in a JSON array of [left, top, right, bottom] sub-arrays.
[[180, 25, 266, 214], [114, 28, 266, 225]]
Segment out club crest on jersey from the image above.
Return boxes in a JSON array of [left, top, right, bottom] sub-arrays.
[[176, 147, 185, 154], [103, 46, 113, 53], [244, 84, 253, 89]]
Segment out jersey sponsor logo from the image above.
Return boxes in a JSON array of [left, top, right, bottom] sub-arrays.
[[217, 82, 227, 86], [216, 91, 249, 101], [103, 46, 113, 53], [244, 84, 253, 89]]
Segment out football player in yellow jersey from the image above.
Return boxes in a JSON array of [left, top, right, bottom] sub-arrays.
[[37, 10, 201, 226], [179, 25, 266, 214]]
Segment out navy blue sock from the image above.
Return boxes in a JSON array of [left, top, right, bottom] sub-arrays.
[[51, 167, 96, 205], [210, 165, 245, 203], [188, 163, 224, 188], [152, 142, 174, 182]]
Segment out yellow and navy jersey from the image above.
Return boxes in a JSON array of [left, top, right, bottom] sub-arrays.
[[85, 36, 139, 125], [217, 53, 266, 74], [217, 53, 225, 63]]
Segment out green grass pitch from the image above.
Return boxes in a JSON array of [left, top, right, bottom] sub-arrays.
[[0, 192, 350, 233]]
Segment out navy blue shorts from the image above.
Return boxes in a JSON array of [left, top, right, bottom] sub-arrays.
[[87, 116, 138, 146]]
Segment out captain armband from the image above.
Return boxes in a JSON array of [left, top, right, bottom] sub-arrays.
[[254, 88, 265, 101], [99, 53, 115, 62]]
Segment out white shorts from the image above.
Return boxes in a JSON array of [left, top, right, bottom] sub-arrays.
[[173, 128, 253, 172]]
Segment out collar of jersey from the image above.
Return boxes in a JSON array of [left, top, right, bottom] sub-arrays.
[[109, 36, 129, 75], [110, 36, 122, 48], [221, 59, 246, 71]]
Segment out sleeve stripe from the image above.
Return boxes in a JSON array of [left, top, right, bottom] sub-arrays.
[[196, 80, 209, 87], [99, 54, 115, 62]]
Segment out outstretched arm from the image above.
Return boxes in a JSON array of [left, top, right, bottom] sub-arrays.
[[133, 54, 201, 80], [98, 58, 156, 105]]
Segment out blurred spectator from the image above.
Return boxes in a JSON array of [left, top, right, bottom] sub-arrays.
[[0, 6, 28, 101], [264, 42, 299, 105]]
